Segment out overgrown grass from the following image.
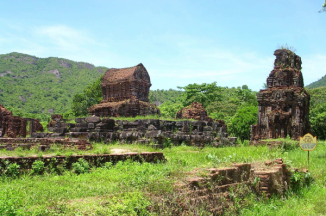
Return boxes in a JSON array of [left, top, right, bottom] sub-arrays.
[[0, 139, 325, 215]]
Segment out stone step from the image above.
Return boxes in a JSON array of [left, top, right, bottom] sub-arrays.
[[187, 177, 206, 189]]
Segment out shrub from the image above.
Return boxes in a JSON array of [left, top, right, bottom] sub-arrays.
[[290, 171, 313, 192], [5, 162, 20, 177], [72, 158, 90, 174], [32, 160, 45, 175], [228, 105, 258, 141], [163, 138, 173, 148]]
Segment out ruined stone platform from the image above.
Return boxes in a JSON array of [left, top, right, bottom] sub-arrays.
[[0, 152, 165, 171], [32, 117, 237, 147], [157, 158, 303, 215], [0, 137, 92, 151]]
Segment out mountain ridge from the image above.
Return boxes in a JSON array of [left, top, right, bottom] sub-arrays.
[[0, 52, 108, 114]]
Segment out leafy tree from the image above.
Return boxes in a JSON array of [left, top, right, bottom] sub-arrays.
[[309, 103, 326, 139], [228, 105, 258, 141], [177, 82, 223, 108], [159, 102, 184, 118], [149, 89, 183, 105], [207, 87, 257, 124], [71, 75, 103, 116]]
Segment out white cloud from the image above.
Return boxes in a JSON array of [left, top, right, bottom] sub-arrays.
[[36, 25, 95, 52]]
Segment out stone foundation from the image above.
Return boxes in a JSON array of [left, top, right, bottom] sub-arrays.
[[0, 152, 165, 171], [153, 158, 302, 215], [0, 137, 92, 151], [33, 117, 237, 147]]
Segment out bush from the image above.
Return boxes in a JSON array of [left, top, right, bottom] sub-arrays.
[[72, 158, 90, 174], [32, 160, 45, 174], [4, 162, 20, 177], [228, 105, 258, 141], [290, 172, 313, 192], [159, 101, 184, 118]]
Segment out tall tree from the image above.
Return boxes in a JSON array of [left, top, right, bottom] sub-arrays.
[[177, 82, 223, 108]]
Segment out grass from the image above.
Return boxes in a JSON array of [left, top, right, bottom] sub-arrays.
[[0, 142, 164, 158], [0, 139, 325, 215]]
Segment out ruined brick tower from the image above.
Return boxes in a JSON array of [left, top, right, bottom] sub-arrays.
[[100, 63, 151, 103], [250, 49, 310, 142], [89, 64, 160, 117]]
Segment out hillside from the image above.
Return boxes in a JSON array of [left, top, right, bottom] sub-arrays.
[[0, 52, 108, 114], [306, 75, 326, 89]]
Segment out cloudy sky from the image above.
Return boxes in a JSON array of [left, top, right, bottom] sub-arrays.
[[1, 0, 326, 91]]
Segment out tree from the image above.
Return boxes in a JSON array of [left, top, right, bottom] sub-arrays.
[[71, 75, 103, 116], [228, 105, 258, 141], [177, 82, 223, 108], [159, 101, 184, 118]]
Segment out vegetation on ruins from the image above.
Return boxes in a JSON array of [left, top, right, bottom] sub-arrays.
[[0, 139, 325, 215]]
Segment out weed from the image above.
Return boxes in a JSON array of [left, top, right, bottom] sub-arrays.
[[163, 138, 172, 148], [4, 162, 20, 177], [72, 158, 90, 174], [32, 160, 45, 175]]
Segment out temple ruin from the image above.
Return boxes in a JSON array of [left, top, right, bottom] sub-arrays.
[[89, 63, 160, 117], [0, 105, 43, 138], [250, 49, 310, 142]]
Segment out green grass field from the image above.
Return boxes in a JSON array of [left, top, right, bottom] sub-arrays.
[[0, 139, 325, 215]]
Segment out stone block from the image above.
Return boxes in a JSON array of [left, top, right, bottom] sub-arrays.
[[203, 126, 213, 131], [88, 123, 95, 129], [75, 118, 86, 123], [85, 116, 101, 123], [228, 137, 237, 144], [70, 127, 87, 132], [53, 128, 68, 134], [76, 123, 87, 127], [39, 145, 50, 152]]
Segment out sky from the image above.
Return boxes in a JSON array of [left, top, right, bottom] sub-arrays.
[[1, 0, 326, 91]]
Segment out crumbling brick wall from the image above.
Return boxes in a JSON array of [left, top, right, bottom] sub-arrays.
[[0, 104, 43, 137], [251, 49, 310, 142], [176, 101, 214, 121], [89, 96, 160, 117]]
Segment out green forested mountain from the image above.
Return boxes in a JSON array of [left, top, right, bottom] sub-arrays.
[[306, 75, 326, 89], [0, 52, 108, 114]]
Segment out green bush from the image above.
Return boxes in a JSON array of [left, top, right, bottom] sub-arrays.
[[290, 172, 314, 192], [4, 162, 20, 177], [72, 158, 90, 174], [159, 101, 184, 118], [32, 160, 45, 175], [228, 105, 258, 141]]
